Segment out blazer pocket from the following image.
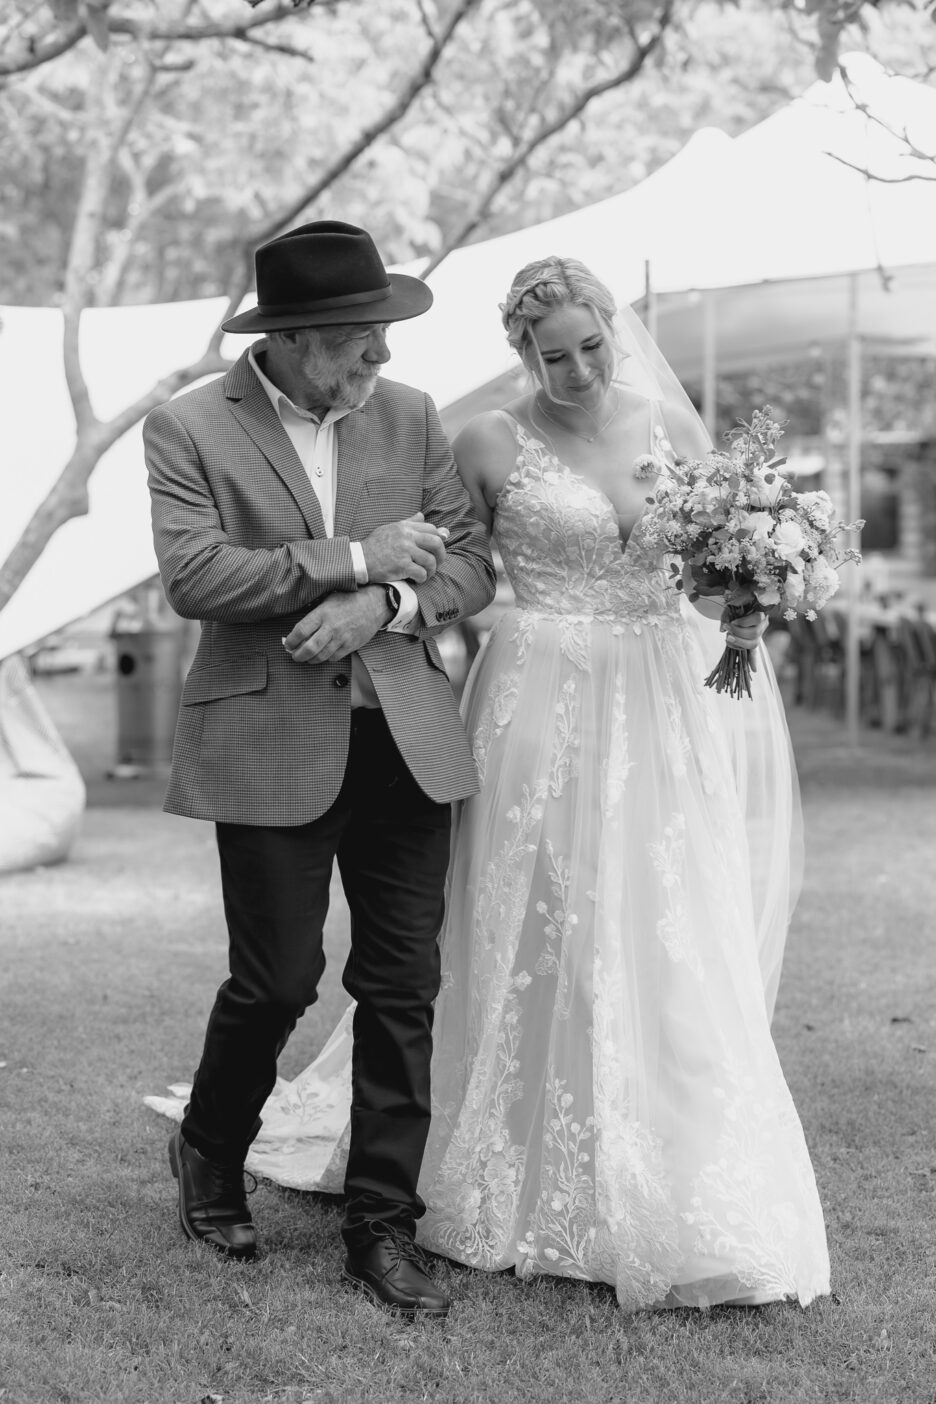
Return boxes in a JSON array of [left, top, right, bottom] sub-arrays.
[[182, 655, 268, 705], [424, 637, 449, 675]]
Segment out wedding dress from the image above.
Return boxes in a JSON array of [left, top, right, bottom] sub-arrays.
[[148, 414, 830, 1311]]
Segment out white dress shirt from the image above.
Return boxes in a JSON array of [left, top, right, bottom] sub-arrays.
[[249, 344, 419, 707]]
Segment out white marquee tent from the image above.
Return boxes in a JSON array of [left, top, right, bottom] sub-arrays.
[[650, 53, 936, 398], [1, 55, 934, 665]]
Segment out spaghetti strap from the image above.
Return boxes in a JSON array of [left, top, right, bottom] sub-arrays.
[[489, 408, 531, 461]]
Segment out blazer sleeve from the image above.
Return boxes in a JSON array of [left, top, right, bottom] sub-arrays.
[[145, 403, 358, 623], [410, 394, 497, 635]]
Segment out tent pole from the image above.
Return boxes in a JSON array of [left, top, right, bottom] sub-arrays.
[[845, 273, 862, 748], [702, 291, 716, 440]]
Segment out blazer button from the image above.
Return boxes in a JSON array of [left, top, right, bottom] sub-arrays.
[[333, 674, 349, 689]]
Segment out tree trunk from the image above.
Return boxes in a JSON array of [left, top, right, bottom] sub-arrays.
[[0, 350, 228, 614]]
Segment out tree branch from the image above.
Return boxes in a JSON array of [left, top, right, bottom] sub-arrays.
[[234, 33, 319, 60], [0, 19, 87, 77], [0, 0, 322, 77], [0, 347, 230, 615], [420, 2, 675, 278], [60, 46, 163, 430], [824, 151, 936, 182], [247, 0, 482, 250], [413, 0, 438, 44], [839, 60, 936, 168], [96, 161, 184, 306]]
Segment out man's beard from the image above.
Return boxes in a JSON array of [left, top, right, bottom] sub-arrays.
[[329, 368, 379, 409], [304, 353, 379, 410]]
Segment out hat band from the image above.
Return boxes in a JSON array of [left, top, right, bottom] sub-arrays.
[[257, 284, 391, 316]]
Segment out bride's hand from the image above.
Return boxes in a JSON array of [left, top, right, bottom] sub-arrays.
[[724, 612, 768, 662]]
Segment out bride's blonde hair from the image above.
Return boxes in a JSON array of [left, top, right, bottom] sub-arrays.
[[500, 257, 618, 361]]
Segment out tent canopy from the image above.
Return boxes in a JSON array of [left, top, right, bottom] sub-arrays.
[[2, 55, 935, 659], [655, 263, 936, 380], [650, 54, 936, 377]]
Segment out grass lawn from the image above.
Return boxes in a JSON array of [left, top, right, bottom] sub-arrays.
[[1, 690, 935, 1403]]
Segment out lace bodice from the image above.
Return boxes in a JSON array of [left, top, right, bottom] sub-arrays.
[[492, 423, 680, 625]]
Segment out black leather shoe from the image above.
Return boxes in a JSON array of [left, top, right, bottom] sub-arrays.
[[168, 1129, 257, 1261], [342, 1224, 450, 1318]]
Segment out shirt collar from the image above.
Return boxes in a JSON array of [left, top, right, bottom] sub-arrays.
[[248, 342, 360, 428]]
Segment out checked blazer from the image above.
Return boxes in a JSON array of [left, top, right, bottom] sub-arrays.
[[144, 347, 496, 826]]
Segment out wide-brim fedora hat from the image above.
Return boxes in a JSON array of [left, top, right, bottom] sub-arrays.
[[221, 220, 433, 334]]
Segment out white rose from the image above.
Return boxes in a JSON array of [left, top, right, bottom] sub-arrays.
[[772, 520, 807, 561], [795, 490, 834, 525], [737, 509, 775, 541]]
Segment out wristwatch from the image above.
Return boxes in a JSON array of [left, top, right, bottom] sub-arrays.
[[381, 583, 401, 626]]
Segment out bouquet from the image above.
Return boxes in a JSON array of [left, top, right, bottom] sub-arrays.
[[636, 407, 863, 700]]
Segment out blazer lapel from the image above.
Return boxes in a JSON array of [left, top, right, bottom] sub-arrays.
[[333, 408, 372, 541], [224, 352, 327, 539]]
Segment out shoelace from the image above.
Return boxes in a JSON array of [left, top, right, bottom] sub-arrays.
[[372, 1222, 432, 1273], [208, 1161, 258, 1205]]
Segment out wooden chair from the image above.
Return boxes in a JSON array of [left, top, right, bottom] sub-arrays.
[[865, 624, 903, 732], [786, 612, 845, 713]]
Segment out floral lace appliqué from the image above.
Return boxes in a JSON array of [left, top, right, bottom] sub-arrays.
[[534, 841, 576, 1019], [471, 671, 520, 784], [423, 988, 528, 1269], [492, 425, 682, 628], [602, 676, 634, 816], [648, 812, 704, 980], [549, 678, 580, 798]]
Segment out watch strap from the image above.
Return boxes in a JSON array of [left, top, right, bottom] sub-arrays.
[[382, 583, 401, 626]]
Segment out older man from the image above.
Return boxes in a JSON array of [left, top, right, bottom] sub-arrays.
[[145, 221, 495, 1318]]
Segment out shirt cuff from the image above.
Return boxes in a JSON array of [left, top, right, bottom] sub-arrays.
[[385, 580, 420, 634], [350, 541, 368, 586]]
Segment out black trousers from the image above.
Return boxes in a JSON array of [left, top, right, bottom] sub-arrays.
[[180, 709, 452, 1250]]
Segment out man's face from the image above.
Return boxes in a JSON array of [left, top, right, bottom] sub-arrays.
[[298, 323, 391, 409]]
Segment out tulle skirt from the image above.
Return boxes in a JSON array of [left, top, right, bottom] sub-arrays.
[[414, 604, 828, 1309]]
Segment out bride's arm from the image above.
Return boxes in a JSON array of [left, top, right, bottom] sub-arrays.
[[452, 412, 519, 534]]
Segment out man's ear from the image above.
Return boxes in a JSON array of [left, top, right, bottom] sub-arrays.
[[267, 329, 303, 351], [294, 327, 322, 352]]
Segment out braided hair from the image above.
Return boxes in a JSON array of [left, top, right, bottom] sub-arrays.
[[499, 257, 617, 359]]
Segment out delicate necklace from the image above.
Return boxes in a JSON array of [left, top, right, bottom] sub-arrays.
[[534, 390, 622, 444]]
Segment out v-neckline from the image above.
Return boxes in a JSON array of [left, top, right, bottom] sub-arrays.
[[513, 421, 649, 555]]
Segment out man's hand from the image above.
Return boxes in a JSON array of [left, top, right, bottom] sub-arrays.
[[362, 512, 449, 584], [283, 587, 389, 664]]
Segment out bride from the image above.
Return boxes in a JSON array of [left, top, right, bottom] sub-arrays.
[[149, 257, 830, 1312]]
